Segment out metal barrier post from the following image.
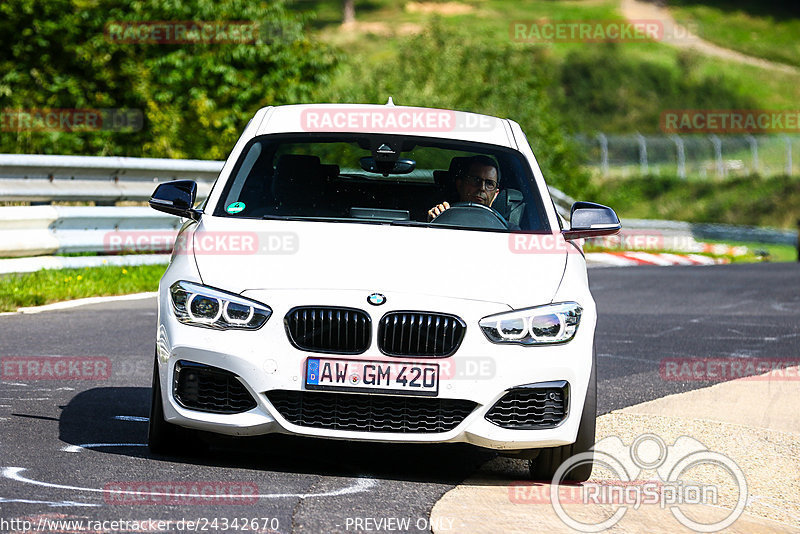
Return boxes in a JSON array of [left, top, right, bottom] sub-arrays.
[[636, 133, 648, 175], [597, 133, 609, 177], [670, 134, 685, 179]]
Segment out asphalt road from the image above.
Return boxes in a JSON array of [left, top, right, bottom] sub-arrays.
[[0, 263, 797, 533]]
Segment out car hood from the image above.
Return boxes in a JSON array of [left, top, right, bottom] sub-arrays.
[[190, 216, 568, 308]]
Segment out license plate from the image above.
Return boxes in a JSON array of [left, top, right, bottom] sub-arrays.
[[305, 358, 439, 396]]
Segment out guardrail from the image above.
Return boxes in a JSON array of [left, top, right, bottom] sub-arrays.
[[0, 206, 184, 257], [1, 155, 794, 272], [623, 218, 797, 246], [0, 154, 218, 202], [0, 154, 576, 257], [0, 154, 573, 210]]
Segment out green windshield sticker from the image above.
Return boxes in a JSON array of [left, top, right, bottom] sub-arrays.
[[226, 201, 245, 214]]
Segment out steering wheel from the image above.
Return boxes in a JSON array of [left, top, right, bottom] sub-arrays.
[[429, 201, 509, 230]]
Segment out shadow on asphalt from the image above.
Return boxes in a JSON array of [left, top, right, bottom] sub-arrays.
[[58, 387, 498, 484]]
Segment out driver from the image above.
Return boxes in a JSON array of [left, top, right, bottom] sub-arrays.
[[427, 155, 499, 222]]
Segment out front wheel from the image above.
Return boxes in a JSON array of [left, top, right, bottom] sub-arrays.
[[148, 357, 193, 455], [528, 352, 597, 482]]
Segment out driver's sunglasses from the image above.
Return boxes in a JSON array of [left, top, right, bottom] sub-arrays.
[[460, 174, 498, 191]]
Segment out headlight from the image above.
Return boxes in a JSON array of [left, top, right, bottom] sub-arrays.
[[169, 281, 271, 330], [479, 302, 582, 345]]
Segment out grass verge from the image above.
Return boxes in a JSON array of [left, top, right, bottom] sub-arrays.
[[0, 264, 167, 312], [703, 239, 797, 263], [667, 0, 800, 69], [587, 173, 800, 229]]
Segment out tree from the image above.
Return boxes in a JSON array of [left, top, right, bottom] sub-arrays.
[[0, 0, 338, 158], [343, 0, 355, 24], [315, 21, 590, 195]]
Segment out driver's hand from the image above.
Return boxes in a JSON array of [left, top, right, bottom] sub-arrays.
[[427, 202, 450, 222]]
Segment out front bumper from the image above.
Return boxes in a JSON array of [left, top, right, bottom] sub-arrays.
[[155, 288, 596, 452]]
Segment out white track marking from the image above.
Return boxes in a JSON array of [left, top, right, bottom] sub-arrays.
[[113, 416, 149, 422], [3, 467, 377, 498], [61, 443, 147, 453], [12, 292, 157, 315], [0, 496, 100, 507]]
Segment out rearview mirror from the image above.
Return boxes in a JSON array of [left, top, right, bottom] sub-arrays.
[[359, 157, 416, 175], [149, 180, 202, 221], [562, 201, 621, 240]]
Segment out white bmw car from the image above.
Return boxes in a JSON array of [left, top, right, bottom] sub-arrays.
[[148, 103, 620, 481]]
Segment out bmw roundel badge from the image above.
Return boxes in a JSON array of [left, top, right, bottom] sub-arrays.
[[367, 293, 386, 306]]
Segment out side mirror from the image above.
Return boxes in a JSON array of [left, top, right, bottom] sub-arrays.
[[562, 201, 621, 240], [149, 180, 202, 221]]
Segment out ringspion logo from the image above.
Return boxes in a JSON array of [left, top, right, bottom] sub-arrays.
[[516, 434, 748, 532]]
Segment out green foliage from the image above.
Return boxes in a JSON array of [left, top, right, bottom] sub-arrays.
[[668, 0, 800, 68], [315, 20, 591, 195], [557, 45, 759, 133], [0, 0, 338, 158], [0, 263, 166, 311], [587, 173, 800, 229]]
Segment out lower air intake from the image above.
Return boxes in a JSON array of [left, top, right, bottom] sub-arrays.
[[266, 390, 476, 433], [484, 382, 568, 429], [173, 360, 257, 414]]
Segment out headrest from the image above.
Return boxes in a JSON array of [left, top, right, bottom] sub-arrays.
[[448, 156, 472, 178], [272, 154, 325, 206]]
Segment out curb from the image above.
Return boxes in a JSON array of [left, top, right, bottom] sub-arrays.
[[430, 366, 800, 533], [586, 251, 728, 267]]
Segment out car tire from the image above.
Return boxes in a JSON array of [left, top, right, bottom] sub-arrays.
[[528, 351, 596, 482], [148, 357, 192, 455]]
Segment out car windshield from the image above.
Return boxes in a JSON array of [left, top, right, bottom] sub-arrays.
[[214, 133, 549, 232]]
